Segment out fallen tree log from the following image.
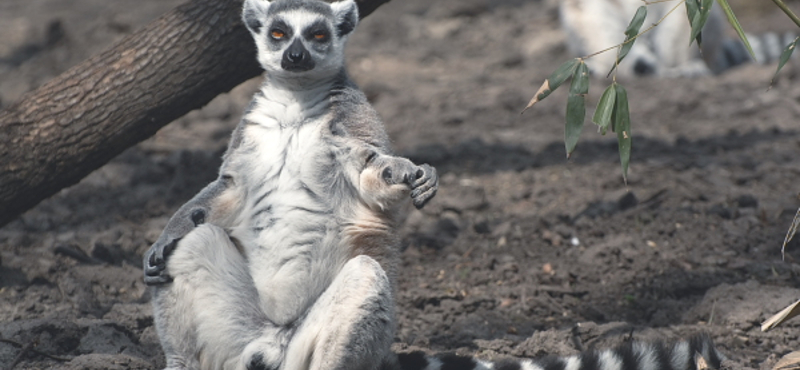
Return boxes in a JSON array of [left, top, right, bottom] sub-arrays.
[[0, 0, 389, 228]]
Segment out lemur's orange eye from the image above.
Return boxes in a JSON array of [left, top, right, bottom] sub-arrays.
[[271, 30, 285, 39], [314, 33, 326, 40]]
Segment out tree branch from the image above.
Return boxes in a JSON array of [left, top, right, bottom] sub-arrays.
[[0, 0, 389, 228]]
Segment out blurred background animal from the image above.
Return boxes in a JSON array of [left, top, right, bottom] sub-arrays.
[[560, 0, 795, 77]]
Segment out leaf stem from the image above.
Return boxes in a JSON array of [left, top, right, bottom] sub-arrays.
[[771, 0, 800, 29], [582, 1, 685, 60]]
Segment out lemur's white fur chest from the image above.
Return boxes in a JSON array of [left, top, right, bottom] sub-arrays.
[[227, 83, 351, 326]]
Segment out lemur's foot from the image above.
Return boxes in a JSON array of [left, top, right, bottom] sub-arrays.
[[242, 335, 285, 370], [143, 238, 179, 285], [410, 164, 437, 209]]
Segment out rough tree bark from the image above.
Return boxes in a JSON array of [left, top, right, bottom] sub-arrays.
[[0, 0, 389, 228]]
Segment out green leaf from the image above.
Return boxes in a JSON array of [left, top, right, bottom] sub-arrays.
[[715, 0, 755, 60], [565, 62, 589, 157], [609, 6, 647, 76], [690, 0, 714, 45], [685, 0, 701, 45], [613, 84, 631, 183], [593, 84, 617, 135], [523, 59, 580, 113], [570, 61, 589, 95], [771, 36, 799, 88], [783, 207, 800, 260]]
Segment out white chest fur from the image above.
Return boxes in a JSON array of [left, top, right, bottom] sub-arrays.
[[244, 82, 332, 129], [229, 84, 350, 326]]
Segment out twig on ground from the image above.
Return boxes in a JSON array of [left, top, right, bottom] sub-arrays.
[[7, 340, 34, 370], [0, 337, 71, 366]]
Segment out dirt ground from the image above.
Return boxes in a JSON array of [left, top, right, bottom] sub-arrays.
[[3, 0, 800, 369]]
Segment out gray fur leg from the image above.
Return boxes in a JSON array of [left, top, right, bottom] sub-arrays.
[[151, 224, 285, 370], [279, 255, 395, 370]]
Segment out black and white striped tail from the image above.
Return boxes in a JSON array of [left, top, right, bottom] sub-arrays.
[[720, 31, 798, 72], [391, 334, 725, 370]]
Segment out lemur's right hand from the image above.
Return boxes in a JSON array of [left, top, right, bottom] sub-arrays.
[[143, 209, 206, 285]]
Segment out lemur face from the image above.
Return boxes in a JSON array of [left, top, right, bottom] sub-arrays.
[[243, 0, 358, 81]]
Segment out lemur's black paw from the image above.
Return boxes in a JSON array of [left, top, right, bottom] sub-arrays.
[[143, 238, 179, 285], [411, 164, 438, 209], [246, 352, 280, 370], [411, 164, 439, 209]]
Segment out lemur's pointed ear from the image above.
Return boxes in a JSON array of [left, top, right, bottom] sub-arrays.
[[243, 0, 271, 35], [330, 0, 359, 37]]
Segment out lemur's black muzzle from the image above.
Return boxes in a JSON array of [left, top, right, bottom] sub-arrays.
[[282, 39, 315, 72]]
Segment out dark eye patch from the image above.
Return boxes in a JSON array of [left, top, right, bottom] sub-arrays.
[[267, 18, 293, 41], [303, 20, 331, 42]]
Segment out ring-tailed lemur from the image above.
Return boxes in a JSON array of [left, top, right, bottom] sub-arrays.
[[142, 1, 728, 369], [560, 0, 796, 77], [390, 333, 726, 370], [143, 0, 437, 368]]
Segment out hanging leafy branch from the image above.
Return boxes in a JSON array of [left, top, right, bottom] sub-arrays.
[[768, 0, 800, 88], [772, 37, 799, 87], [522, 3, 653, 184], [608, 6, 648, 77], [687, 0, 713, 45], [523, 0, 800, 184]]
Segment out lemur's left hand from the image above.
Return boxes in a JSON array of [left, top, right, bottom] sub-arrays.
[[380, 159, 438, 209], [410, 164, 437, 209]]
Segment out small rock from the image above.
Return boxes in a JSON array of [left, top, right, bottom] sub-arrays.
[[497, 236, 507, 247], [577, 201, 617, 219], [103, 303, 153, 331], [65, 354, 154, 370], [438, 185, 489, 212], [541, 230, 562, 246], [473, 219, 491, 234], [617, 192, 638, 211], [511, 327, 577, 358], [78, 325, 139, 356], [414, 212, 461, 249], [492, 221, 512, 237], [552, 224, 575, 239], [737, 194, 758, 208], [91, 243, 125, 266], [707, 204, 735, 219]]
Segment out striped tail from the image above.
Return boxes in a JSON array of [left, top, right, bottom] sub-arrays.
[[717, 31, 798, 73], [391, 334, 726, 370]]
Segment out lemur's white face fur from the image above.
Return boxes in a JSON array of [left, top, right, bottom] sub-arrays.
[[243, 0, 358, 85]]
